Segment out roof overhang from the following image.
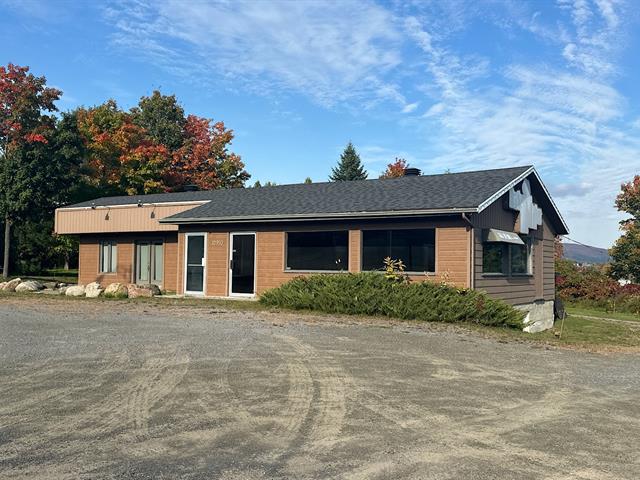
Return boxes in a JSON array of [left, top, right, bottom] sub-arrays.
[[159, 207, 477, 225]]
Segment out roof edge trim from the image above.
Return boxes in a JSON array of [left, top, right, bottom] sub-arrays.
[[57, 200, 209, 211], [159, 207, 477, 225], [476, 166, 569, 234]]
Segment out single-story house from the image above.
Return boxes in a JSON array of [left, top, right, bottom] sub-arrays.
[[54, 165, 568, 330]]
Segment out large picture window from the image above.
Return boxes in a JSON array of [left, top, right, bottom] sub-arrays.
[[286, 231, 348, 271], [362, 229, 435, 272], [100, 240, 117, 273], [482, 238, 532, 275]]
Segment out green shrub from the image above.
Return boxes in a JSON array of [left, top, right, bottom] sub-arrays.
[[260, 273, 524, 329]]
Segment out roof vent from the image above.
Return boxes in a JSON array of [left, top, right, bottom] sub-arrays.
[[403, 167, 421, 176], [183, 184, 199, 192]]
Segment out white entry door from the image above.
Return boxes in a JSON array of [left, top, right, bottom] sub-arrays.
[[184, 233, 206, 295]]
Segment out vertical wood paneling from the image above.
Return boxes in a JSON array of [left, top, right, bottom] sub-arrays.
[[435, 227, 470, 288], [163, 234, 178, 292], [176, 233, 185, 295], [349, 230, 361, 272], [206, 232, 229, 296]]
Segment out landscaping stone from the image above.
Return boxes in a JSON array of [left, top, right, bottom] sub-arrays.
[[2, 278, 22, 292], [15, 280, 45, 292], [127, 284, 155, 298], [43, 281, 58, 290], [85, 282, 103, 298], [104, 283, 128, 298], [65, 285, 86, 297], [0, 282, 6, 290], [147, 284, 162, 296]]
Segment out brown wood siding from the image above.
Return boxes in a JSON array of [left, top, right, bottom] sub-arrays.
[[255, 231, 302, 294], [163, 235, 178, 293], [472, 192, 557, 306], [206, 232, 229, 296], [78, 233, 178, 291], [349, 230, 361, 273], [176, 233, 185, 295], [55, 203, 205, 235], [435, 227, 470, 288]]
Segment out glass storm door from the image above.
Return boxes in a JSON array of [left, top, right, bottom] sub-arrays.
[[229, 233, 256, 296], [136, 241, 163, 285], [185, 234, 206, 294]]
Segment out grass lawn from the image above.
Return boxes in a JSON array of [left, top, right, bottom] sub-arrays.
[[3, 269, 79, 285], [565, 303, 640, 323]]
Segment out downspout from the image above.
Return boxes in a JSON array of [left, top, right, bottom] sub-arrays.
[[461, 213, 474, 289]]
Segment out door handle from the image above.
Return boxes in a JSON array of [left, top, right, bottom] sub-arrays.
[[229, 259, 234, 270]]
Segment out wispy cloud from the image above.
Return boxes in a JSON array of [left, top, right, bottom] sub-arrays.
[[105, 0, 407, 108], [403, 0, 637, 247]]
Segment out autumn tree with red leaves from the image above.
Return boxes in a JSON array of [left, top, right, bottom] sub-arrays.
[[610, 175, 640, 282], [379, 157, 408, 179], [0, 64, 61, 277]]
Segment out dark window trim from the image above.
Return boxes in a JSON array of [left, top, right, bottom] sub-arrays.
[[360, 227, 437, 274], [284, 230, 349, 273], [481, 236, 533, 277]]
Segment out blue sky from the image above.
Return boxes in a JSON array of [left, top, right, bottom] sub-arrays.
[[1, 0, 639, 248]]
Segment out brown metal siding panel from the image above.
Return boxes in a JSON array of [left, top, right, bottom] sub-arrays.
[[472, 192, 559, 306], [255, 231, 302, 294], [54, 203, 203, 235]]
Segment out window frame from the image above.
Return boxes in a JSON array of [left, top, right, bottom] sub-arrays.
[[360, 228, 437, 274], [481, 236, 533, 277], [99, 240, 118, 274], [284, 230, 349, 273]]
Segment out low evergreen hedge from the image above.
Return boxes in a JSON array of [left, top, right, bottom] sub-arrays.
[[260, 273, 524, 329]]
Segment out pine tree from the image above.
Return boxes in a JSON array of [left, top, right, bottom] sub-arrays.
[[304, 177, 312, 184], [329, 142, 368, 181]]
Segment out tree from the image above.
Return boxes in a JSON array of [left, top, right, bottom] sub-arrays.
[[379, 157, 407, 179], [610, 175, 640, 282], [329, 142, 367, 181], [172, 115, 249, 190], [131, 91, 186, 151], [304, 177, 312, 184], [0, 64, 61, 277]]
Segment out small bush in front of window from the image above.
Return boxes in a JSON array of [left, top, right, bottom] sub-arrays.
[[383, 257, 410, 284], [260, 272, 524, 328]]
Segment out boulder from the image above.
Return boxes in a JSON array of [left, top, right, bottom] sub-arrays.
[[147, 284, 162, 296], [104, 283, 128, 298], [0, 282, 6, 290], [43, 281, 58, 290], [15, 280, 45, 292], [65, 285, 86, 297], [127, 284, 155, 298], [85, 282, 103, 298], [2, 278, 22, 292]]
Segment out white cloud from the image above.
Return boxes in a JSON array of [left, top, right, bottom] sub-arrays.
[[402, 102, 419, 114], [105, 0, 403, 107]]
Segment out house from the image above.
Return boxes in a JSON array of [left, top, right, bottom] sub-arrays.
[[54, 165, 568, 331]]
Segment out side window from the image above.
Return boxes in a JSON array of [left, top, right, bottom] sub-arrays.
[[482, 236, 531, 275], [362, 229, 436, 272], [100, 241, 117, 273]]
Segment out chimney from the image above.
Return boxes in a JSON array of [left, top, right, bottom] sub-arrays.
[[183, 184, 199, 192], [403, 167, 421, 176]]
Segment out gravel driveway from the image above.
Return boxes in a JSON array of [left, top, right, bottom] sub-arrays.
[[0, 297, 638, 479]]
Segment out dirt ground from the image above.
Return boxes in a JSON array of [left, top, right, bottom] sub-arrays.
[[0, 297, 638, 479]]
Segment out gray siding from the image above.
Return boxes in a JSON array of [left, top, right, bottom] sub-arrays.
[[472, 193, 556, 306]]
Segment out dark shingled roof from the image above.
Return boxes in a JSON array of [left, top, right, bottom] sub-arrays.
[[65, 166, 535, 221]]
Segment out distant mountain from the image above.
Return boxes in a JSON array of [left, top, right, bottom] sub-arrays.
[[562, 243, 610, 264]]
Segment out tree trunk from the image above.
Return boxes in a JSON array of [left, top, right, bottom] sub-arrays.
[[2, 217, 10, 279], [64, 255, 69, 271]]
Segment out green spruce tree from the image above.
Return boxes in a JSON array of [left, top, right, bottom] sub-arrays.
[[329, 142, 368, 181]]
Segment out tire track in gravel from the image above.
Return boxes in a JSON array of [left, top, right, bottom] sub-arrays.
[[0, 353, 130, 421], [0, 347, 189, 475]]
